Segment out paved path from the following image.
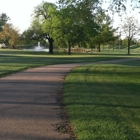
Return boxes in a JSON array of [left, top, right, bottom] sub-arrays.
[[0, 58, 139, 140], [0, 64, 84, 140]]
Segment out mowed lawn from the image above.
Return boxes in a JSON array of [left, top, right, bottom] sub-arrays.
[[63, 60, 140, 140], [0, 50, 101, 77], [0, 50, 140, 139], [0, 49, 130, 77]]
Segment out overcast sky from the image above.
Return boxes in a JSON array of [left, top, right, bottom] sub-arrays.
[[0, 0, 57, 33]]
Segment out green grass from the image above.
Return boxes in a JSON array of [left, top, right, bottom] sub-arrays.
[[63, 60, 140, 140], [0, 49, 140, 139], [0, 49, 136, 78]]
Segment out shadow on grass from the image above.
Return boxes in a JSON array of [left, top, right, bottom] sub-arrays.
[[64, 81, 140, 139]]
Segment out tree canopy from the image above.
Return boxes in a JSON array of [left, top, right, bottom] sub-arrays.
[[0, 23, 20, 48], [29, 2, 57, 53], [18, 0, 140, 53], [0, 13, 20, 48], [0, 13, 9, 31]]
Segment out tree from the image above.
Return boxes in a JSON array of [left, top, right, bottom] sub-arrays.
[[0, 23, 20, 48], [20, 28, 37, 46], [56, 0, 101, 54], [31, 0, 139, 55], [108, 0, 140, 12], [121, 16, 140, 54], [0, 13, 9, 31], [91, 12, 117, 52], [31, 2, 57, 54], [58, 0, 140, 13], [48, 4, 85, 54]]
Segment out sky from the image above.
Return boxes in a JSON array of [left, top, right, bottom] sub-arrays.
[[0, 0, 139, 34], [0, 0, 57, 33]]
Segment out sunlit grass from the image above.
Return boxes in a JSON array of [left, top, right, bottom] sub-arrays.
[[63, 60, 140, 140], [0, 49, 133, 78]]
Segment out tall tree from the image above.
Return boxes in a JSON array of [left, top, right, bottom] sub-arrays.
[[121, 16, 140, 54], [31, 2, 57, 54], [92, 13, 117, 52], [0, 13, 9, 31], [56, 0, 101, 54]]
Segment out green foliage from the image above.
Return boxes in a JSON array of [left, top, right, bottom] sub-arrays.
[[26, 0, 139, 54], [91, 12, 118, 52], [0, 13, 9, 31], [41, 3, 57, 38], [51, 0, 102, 54], [32, 2, 57, 38], [20, 29, 36, 46], [30, 2, 57, 53], [30, 0, 104, 54]]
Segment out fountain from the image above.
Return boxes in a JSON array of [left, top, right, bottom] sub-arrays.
[[34, 42, 43, 51], [23, 42, 49, 52], [34, 42, 49, 52]]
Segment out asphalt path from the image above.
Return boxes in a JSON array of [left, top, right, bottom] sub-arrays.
[[0, 63, 84, 140]]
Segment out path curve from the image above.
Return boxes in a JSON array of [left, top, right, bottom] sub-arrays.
[[0, 58, 139, 140], [0, 63, 84, 140]]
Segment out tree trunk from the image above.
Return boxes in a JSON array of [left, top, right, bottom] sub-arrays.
[[12, 46, 15, 49], [48, 38, 54, 54], [128, 39, 131, 55], [98, 42, 101, 52], [68, 41, 71, 55], [113, 44, 114, 52]]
